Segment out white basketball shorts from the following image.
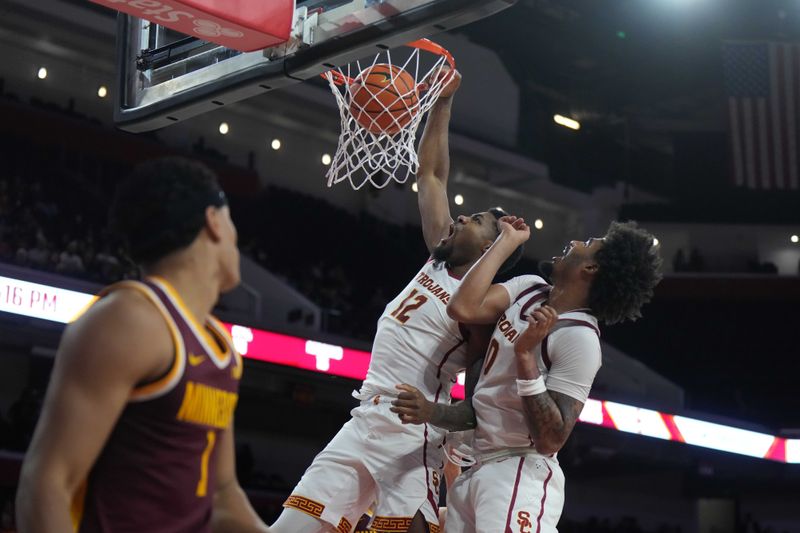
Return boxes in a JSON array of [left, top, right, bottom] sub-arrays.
[[284, 398, 445, 533], [444, 451, 565, 533]]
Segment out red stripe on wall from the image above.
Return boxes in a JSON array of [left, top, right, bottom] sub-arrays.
[[661, 414, 686, 443], [764, 438, 786, 462]]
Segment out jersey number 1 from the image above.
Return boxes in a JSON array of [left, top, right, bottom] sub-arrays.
[[390, 289, 428, 324], [196, 430, 216, 497]]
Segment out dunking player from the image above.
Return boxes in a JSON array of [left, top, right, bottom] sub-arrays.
[[393, 218, 662, 532], [17, 158, 270, 533], [271, 71, 523, 533]]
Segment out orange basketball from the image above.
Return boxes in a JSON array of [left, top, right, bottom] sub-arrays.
[[348, 64, 419, 135]]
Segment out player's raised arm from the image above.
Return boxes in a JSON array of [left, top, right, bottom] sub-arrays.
[[211, 422, 271, 532], [417, 68, 462, 254], [16, 291, 173, 533], [447, 216, 529, 324]]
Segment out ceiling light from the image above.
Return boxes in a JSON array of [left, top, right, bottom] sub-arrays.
[[554, 114, 580, 131]]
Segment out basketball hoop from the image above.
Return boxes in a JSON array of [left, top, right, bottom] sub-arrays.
[[322, 39, 456, 190]]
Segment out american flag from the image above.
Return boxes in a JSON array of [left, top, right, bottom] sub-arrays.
[[723, 41, 800, 190]]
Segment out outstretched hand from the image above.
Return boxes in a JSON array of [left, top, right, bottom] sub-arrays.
[[390, 384, 434, 425], [498, 215, 531, 247], [514, 305, 558, 356]]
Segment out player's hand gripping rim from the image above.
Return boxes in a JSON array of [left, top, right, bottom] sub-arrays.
[[391, 384, 434, 425], [419, 66, 461, 98]]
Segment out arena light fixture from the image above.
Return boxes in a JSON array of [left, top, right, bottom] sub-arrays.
[[791, 234, 799, 244], [653, 237, 660, 246], [218, 122, 230, 135], [454, 194, 464, 205], [271, 138, 282, 150], [97, 86, 108, 98], [534, 219, 544, 230], [36, 67, 48, 80], [321, 153, 332, 166], [411, 182, 419, 193], [554, 114, 580, 131]]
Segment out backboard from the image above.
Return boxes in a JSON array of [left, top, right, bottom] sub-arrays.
[[115, 0, 516, 132]]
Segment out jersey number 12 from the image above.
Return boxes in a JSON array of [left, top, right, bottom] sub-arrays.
[[390, 289, 428, 324]]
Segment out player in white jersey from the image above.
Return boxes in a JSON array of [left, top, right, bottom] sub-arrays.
[[270, 70, 525, 533], [392, 218, 662, 532]]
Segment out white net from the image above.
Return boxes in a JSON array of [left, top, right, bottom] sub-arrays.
[[323, 39, 455, 190]]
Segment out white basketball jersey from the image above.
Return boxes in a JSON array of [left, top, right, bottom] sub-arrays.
[[472, 275, 602, 453], [356, 259, 469, 404]]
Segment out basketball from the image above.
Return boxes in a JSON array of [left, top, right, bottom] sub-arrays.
[[348, 64, 419, 135]]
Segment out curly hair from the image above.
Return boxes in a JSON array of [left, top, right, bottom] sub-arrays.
[[588, 221, 663, 325], [109, 157, 226, 266]]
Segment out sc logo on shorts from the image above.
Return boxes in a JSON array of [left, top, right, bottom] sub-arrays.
[[517, 510, 532, 533]]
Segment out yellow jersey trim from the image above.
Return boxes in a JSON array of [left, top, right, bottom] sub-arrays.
[[97, 281, 186, 402], [148, 276, 231, 368], [70, 479, 87, 531], [208, 316, 243, 378]]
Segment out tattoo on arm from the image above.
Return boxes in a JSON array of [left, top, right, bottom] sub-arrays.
[[429, 400, 477, 432], [519, 390, 584, 453]]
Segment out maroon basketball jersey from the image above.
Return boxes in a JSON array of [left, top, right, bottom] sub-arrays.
[[73, 277, 243, 533]]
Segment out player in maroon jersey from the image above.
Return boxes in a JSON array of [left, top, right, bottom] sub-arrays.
[[16, 158, 270, 533]]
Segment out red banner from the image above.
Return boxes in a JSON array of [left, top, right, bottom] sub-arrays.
[[222, 323, 466, 400]]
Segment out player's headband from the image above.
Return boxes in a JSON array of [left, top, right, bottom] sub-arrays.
[[209, 189, 227, 207]]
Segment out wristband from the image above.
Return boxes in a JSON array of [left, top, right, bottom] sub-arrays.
[[516, 376, 546, 396]]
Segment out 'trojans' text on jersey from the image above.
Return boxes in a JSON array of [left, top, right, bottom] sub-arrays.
[[496, 313, 520, 343], [415, 272, 451, 304]]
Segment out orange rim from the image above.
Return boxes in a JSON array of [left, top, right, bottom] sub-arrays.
[[321, 38, 456, 88]]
